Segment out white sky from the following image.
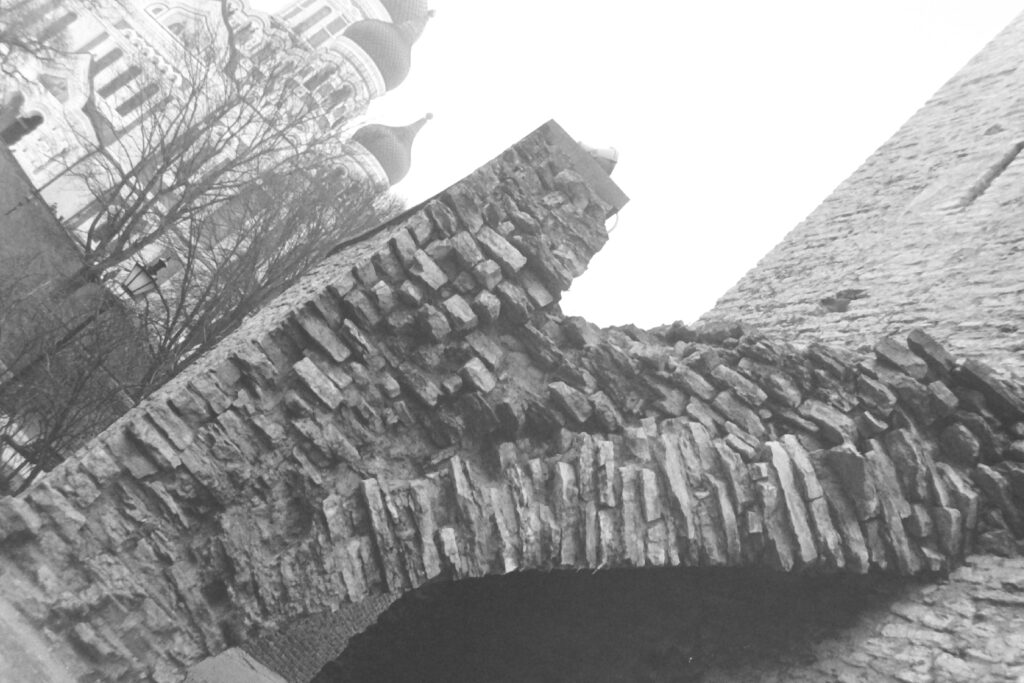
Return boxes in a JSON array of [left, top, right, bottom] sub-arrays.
[[265, 1, 1024, 328]]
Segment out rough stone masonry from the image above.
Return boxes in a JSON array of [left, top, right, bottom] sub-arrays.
[[703, 9, 1024, 376], [3, 120, 1024, 682]]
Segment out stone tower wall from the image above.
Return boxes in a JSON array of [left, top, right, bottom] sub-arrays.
[[703, 10, 1024, 376]]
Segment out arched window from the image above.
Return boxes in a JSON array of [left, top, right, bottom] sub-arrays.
[[326, 83, 353, 111], [1, 113, 44, 146]]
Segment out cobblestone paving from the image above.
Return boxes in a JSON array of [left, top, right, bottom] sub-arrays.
[[711, 556, 1024, 682]]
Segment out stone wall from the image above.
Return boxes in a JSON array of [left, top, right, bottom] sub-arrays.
[[702, 10, 1024, 377], [3, 120, 1024, 681]]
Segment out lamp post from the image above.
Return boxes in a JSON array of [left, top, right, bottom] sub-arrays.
[[121, 259, 166, 299]]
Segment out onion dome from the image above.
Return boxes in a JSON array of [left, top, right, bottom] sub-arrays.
[[352, 113, 432, 185], [381, 0, 429, 24], [343, 19, 419, 90]]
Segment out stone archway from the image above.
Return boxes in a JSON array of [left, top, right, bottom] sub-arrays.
[[0, 121, 1022, 683], [308, 567, 905, 682]]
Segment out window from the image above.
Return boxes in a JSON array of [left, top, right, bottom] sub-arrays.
[[116, 83, 160, 116], [1, 113, 44, 146], [90, 47, 123, 76], [294, 6, 330, 35], [98, 66, 142, 99]]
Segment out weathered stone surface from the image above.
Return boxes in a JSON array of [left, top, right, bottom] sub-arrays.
[[441, 294, 478, 332], [397, 281, 424, 307], [973, 464, 1024, 536], [655, 430, 699, 565], [906, 329, 958, 378], [816, 467, 870, 573], [940, 423, 981, 468], [589, 391, 623, 432], [292, 358, 344, 409], [449, 231, 485, 269], [519, 270, 556, 309], [875, 336, 929, 380], [471, 290, 501, 325], [362, 480, 407, 592], [409, 250, 448, 291], [494, 281, 532, 324], [763, 442, 817, 564], [0, 496, 43, 543], [881, 430, 930, 503], [712, 391, 765, 438], [714, 439, 754, 510], [857, 374, 897, 412], [823, 444, 880, 521], [856, 410, 888, 437], [395, 363, 441, 407], [471, 259, 503, 290], [756, 476, 798, 572], [957, 359, 1024, 422], [932, 506, 964, 558], [711, 364, 768, 407], [369, 281, 397, 314], [460, 358, 497, 393], [929, 380, 960, 418], [674, 366, 716, 402], [865, 447, 921, 574], [418, 304, 452, 341], [619, 466, 646, 566], [737, 359, 803, 408], [475, 225, 527, 276], [548, 382, 593, 425], [684, 397, 722, 434], [798, 400, 857, 445]]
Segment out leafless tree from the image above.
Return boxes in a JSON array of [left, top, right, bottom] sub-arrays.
[[0, 277, 148, 494], [70, 11, 373, 280], [0, 0, 402, 488], [135, 168, 401, 388], [0, 0, 114, 70]]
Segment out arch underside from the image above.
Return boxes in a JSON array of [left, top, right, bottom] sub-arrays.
[[303, 559, 1024, 682]]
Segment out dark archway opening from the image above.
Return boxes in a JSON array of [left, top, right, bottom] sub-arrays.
[[312, 567, 917, 683]]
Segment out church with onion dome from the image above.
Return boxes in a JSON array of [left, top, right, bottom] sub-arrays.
[[0, 0, 433, 223]]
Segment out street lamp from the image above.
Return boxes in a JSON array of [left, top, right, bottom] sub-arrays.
[[121, 259, 166, 299]]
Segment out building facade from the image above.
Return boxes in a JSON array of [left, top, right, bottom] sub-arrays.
[[0, 0, 432, 225]]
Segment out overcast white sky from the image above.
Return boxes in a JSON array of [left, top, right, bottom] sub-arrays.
[[271, 1, 1024, 328]]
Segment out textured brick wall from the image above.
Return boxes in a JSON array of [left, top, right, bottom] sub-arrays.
[[2, 120, 1024, 682], [702, 10, 1024, 377]]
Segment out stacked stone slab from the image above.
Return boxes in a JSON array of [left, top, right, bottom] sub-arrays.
[[2, 121, 1024, 681]]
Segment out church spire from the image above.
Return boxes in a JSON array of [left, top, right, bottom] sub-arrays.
[[352, 113, 432, 185]]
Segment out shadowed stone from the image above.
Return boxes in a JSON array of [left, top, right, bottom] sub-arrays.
[[799, 400, 857, 445], [957, 359, 1024, 421], [875, 336, 929, 380], [907, 328, 957, 378]]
